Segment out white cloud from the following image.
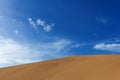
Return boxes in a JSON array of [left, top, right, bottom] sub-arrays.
[[27, 18, 38, 32], [0, 36, 76, 67], [94, 43, 120, 52], [0, 37, 40, 67], [37, 19, 54, 32], [43, 24, 54, 32], [42, 39, 71, 52], [36, 19, 45, 26], [28, 18, 54, 32]]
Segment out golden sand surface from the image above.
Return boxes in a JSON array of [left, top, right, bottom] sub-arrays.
[[0, 55, 120, 80]]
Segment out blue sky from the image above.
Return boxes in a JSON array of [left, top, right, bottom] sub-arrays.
[[0, 0, 120, 67]]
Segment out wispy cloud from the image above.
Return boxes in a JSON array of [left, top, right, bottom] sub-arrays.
[[94, 43, 120, 52], [37, 19, 54, 32], [71, 44, 80, 48], [0, 16, 23, 27], [96, 17, 108, 24], [0, 16, 4, 21], [0, 36, 78, 67], [0, 16, 53, 34], [14, 29, 24, 38], [27, 18, 38, 32], [0, 16, 8, 22], [42, 39, 71, 52], [28, 18, 54, 32], [14, 30, 19, 35], [0, 36, 39, 67]]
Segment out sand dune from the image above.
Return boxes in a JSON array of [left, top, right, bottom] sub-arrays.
[[0, 55, 120, 80]]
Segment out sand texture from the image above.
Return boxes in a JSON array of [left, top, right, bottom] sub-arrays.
[[0, 55, 120, 80]]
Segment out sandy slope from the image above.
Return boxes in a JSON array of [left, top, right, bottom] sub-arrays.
[[0, 55, 120, 80]]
